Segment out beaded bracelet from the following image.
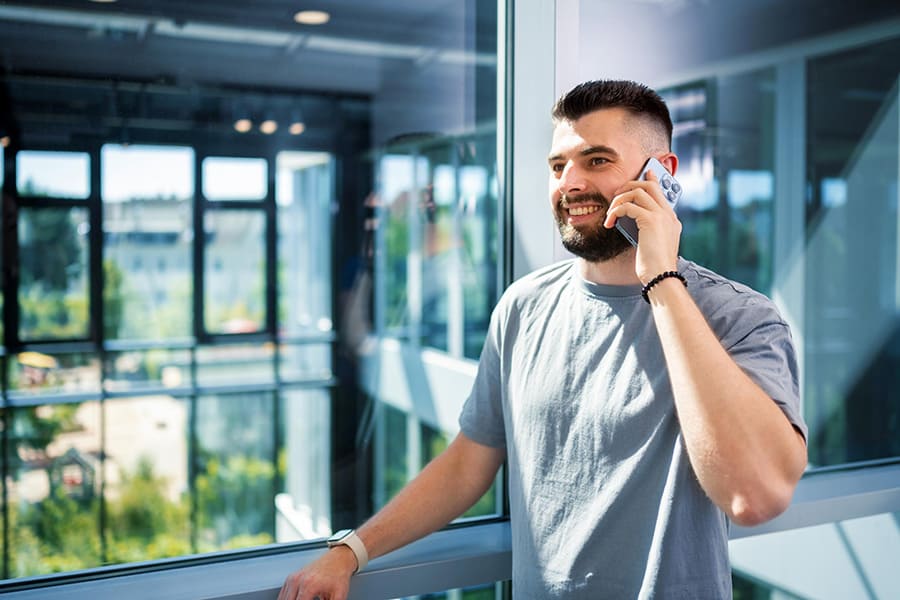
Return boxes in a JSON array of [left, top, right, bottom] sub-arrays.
[[641, 270, 687, 303]]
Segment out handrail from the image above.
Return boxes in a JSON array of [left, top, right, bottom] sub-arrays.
[[2, 463, 898, 599]]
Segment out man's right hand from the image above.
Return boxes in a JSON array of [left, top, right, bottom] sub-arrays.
[[278, 545, 359, 600]]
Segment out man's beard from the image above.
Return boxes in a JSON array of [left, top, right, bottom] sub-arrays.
[[555, 193, 633, 262]]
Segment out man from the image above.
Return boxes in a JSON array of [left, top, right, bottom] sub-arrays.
[[279, 80, 808, 599]]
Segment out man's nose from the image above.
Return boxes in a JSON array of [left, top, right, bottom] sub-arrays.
[[558, 163, 586, 195]]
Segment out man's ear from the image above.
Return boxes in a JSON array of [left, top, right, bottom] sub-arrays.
[[659, 152, 679, 176]]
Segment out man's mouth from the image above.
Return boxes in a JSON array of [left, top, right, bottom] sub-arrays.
[[567, 205, 600, 216]]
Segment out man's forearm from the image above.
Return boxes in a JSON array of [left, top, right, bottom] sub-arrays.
[[356, 432, 505, 562], [647, 277, 807, 526]]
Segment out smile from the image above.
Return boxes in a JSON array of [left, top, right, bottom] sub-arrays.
[[568, 205, 600, 216]]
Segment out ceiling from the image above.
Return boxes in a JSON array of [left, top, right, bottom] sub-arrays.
[[0, 0, 497, 148]]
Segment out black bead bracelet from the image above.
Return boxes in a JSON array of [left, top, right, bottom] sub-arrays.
[[641, 270, 687, 303]]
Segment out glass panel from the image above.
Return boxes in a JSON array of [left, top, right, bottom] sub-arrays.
[[8, 352, 100, 397], [16, 150, 89, 199], [805, 37, 900, 467], [8, 402, 101, 576], [1, 145, 3, 344], [102, 144, 194, 341], [279, 343, 332, 382], [101, 145, 194, 203], [195, 392, 275, 551], [277, 389, 331, 542], [203, 156, 267, 201], [102, 396, 191, 564], [276, 151, 333, 337], [204, 210, 266, 334], [403, 583, 506, 600], [18, 206, 90, 341], [196, 344, 275, 388], [379, 403, 408, 506], [730, 511, 900, 599], [421, 423, 496, 519], [663, 69, 776, 293], [103, 348, 192, 392], [459, 135, 499, 359], [377, 152, 423, 339]]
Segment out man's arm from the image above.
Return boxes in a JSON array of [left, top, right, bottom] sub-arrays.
[[278, 432, 505, 600], [607, 168, 807, 527], [646, 278, 807, 526]]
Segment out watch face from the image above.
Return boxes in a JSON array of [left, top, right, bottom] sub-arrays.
[[328, 529, 353, 544]]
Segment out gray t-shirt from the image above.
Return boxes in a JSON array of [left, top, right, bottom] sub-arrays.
[[459, 258, 806, 599]]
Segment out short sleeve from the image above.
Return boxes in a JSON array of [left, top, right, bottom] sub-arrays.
[[458, 303, 508, 448], [725, 319, 808, 442]]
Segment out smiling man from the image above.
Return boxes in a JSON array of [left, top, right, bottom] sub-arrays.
[[279, 80, 808, 600]]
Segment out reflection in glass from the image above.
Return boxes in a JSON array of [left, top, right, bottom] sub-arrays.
[[8, 402, 101, 577], [276, 152, 333, 337], [376, 134, 499, 358], [663, 69, 775, 293], [195, 393, 276, 551], [102, 144, 194, 341], [730, 511, 900, 600], [16, 151, 90, 199], [278, 343, 332, 382], [18, 207, 90, 341], [204, 210, 266, 334], [202, 157, 267, 201], [277, 390, 331, 542], [805, 38, 900, 467]]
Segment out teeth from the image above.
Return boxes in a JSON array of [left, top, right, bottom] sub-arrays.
[[569, 205, 599, 216]]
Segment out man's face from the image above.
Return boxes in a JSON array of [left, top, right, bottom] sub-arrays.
[[547, 107, 649, 262]]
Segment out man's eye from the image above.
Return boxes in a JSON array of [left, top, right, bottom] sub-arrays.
[[550, 164, 564, 172], [590, 157, 608, 166]]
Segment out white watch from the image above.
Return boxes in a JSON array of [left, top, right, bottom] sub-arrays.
[[326, 528, 368, 572]]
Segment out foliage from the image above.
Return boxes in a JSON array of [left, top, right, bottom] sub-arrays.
[[18, 206, 82, 291], [195, 453, 276, 549], [7, 454, 277, 578], [103, 259, 125, 340]]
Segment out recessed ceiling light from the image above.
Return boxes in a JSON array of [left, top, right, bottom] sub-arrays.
[[260, 119, 278, 135], [289, 122, 306, 135], [234, 118, 253, 133], [293, 10, 330, 25]]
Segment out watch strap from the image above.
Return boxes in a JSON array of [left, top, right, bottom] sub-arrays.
[[329, 530, 368, 572]]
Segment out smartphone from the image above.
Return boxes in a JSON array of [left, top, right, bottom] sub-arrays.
[[615, 157, 682, 246]]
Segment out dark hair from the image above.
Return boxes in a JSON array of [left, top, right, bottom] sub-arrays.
[[551, 80, 673, 148]]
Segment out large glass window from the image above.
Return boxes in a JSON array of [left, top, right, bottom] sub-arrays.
[[804, 36, 900, 467], [0, 0, 501, 587]]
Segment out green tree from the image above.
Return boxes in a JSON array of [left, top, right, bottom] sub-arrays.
[[103, 259, 125, 340], [105, 457, 191, 563], [19, 207, 81, 291], [195, 453, 275, 550]]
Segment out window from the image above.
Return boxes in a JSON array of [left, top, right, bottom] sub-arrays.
[[18, 206, 90, 341], [101, 144, 194, 342], [202, 157, 267, 201], [0, 0, 501, 588], [804, 36, 900, 467], [16, 151, 89, 200]]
